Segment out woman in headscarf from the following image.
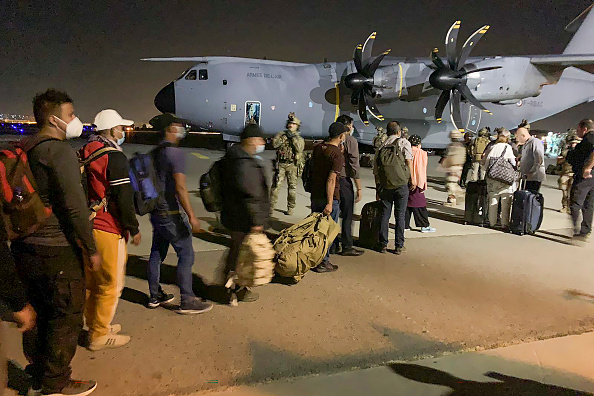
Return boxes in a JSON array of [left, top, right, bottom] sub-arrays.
[[406, 135, 436, 232]]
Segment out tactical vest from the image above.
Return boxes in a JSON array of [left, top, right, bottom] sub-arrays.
[[277, 132, 297, 163]]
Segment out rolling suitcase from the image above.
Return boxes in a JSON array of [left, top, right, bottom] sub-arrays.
[[464, 180, 488, 226], [359, 201, 383, 249], [510, 180, 544, 236]]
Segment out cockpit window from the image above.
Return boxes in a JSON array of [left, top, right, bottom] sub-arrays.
[[199, 69, 208, 80], [176, 68, 191, 81], [185, 70, 197, 80]]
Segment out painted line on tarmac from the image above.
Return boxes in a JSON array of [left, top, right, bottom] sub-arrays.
[[192, 153, 210, 160]]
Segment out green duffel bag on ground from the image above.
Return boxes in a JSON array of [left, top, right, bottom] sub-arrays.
[[273, 213, 340, 283]]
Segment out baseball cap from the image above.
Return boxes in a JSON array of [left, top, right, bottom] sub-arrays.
[[93, 109, 133, 131], [328, 122, 349, 138], [149, 113, 185, 131]]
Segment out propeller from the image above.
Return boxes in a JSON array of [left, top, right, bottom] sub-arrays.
[[429, 21, 501, 130], [344, 32, 391, 125]]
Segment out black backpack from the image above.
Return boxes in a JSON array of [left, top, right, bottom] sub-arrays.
[[200, 159, 224, 212], [301, 153, 314, 193]]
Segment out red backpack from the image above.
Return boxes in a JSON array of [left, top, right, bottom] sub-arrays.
[[0, 136, 55, 240]]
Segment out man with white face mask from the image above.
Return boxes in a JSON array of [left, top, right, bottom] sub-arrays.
[[79, 109, 141, 351], [220, 124, 270, 303], [11, 89, 100, 395], [147, 113, 213, 314]]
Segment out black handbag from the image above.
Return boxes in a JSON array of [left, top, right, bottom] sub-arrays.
[[487, 145, 519, 185]]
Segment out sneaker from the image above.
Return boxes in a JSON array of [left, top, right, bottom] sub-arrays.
[[421, 227, 436, 233], [392, 246, 406, 255], [109, 324, 121, 334], [41, 379, 97, 396], [88, 334, 131, 351], [376, 245, 388, 254], [235, 287, 259, 302], [312, 261, 338, 273], [177, 297, 213, 315], [341, 247, 364, 257], [147, 291, 175, 309]]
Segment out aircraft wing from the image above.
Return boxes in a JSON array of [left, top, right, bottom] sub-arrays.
[[531, 54, 594, 75], [141, 57, 209, 62]]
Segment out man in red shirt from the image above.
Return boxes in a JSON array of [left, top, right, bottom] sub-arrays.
[[81, 109, 141, 351], [309, 122, 348, 273]]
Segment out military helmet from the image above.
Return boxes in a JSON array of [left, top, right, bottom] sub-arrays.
[[287, 112, 301, 126], [478, 127, 489, 137], [449, 129, 463, 140]]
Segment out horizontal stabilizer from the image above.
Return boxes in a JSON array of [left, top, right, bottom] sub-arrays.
[[531, 54, 594, 76]]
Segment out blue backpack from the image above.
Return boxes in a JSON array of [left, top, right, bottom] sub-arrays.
[[129, 151, 161, 215]]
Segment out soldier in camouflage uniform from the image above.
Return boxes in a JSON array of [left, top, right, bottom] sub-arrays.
[[443, 130, 467, 206], [373, 126, 387, 153], [558, 129, 582, 214], [270, 113, 305, 215], [401, 126, 409, 140]]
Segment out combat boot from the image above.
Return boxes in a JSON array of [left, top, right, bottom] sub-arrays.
[[286, 208, 294, 216]]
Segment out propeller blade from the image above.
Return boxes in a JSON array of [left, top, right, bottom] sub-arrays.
[[457, 83, 490, 113], [450, 90, 464, 131], [445, 21, 461, 69], [351, 91, 359, 105], [431, 48, 445, 69], [358, 91, 369, 125], [353, 44, 363, 73], [361, 32, 377, 68], [456, 25, 490, 70], [364, 93, 385, 121], [458, 66, 502, 77], [435, 90, 451, 123], [362, 49, 391, 77]]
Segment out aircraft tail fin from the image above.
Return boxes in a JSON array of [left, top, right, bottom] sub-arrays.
[[564, 3, 594, 54]]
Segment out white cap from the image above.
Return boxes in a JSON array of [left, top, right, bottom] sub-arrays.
[[93, 109, 133, 131]]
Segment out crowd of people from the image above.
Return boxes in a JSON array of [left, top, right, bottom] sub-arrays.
[[2, 87, 594, 396]]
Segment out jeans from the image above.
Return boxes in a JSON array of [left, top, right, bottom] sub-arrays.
[[339, 177, 355, 250], [571, 178, 594, 235], [379, 185, 409, 249], [311, 198, 340, 262], [11, 243, 84, 393], [148, 213, 195, 302]]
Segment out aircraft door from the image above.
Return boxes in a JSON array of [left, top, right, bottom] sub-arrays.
[[245, 101, 261, 126], [465, 105, 482, 133]]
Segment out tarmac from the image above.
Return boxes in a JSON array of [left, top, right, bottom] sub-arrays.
[[3, 143, 594, 396]]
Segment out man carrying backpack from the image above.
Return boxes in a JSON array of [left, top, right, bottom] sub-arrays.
[[80, 109, 141, 351], [11, 89, 99, 395], [309, 122, 349, 272], [147, 114, 213, 314], [375, 121, 414, 255], [220, 124, 270, 302], [470, 128, 490, 182]]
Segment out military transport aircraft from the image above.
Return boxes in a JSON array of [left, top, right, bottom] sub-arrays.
[[146, 4, 594, 149]]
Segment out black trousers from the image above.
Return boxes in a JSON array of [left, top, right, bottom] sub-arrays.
[[11, 242, 85, 393], [406, 207, 430, 229], [224, 231, 247, 277], [571, 178, 594, 235], [460, 159, 472, 186], [525, 181, 542, 194], [339, 177, 355, 250]]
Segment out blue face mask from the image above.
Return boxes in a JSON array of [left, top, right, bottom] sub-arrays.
[[115, 129, 125, 146], [255, 145, 265, 154]]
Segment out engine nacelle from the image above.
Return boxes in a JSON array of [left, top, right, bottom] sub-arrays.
[[465, 57, 549, 102]]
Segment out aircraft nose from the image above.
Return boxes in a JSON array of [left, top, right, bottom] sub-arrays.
[[154, 82, 175, 113]]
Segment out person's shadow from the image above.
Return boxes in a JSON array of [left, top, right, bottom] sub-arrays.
[[389, 363, 593, 395]]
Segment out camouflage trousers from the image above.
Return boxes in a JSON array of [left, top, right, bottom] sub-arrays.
[[558, 174, 574, 212], [446, 166, 464, 198], [271, 163, 298, 210]]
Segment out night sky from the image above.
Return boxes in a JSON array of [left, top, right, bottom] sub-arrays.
[[2, 0, 593, 130]]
